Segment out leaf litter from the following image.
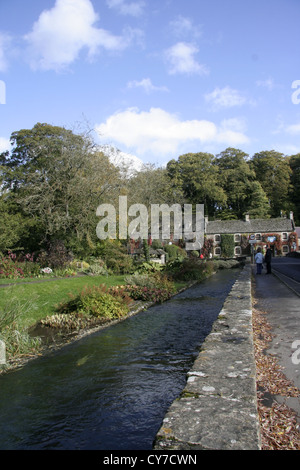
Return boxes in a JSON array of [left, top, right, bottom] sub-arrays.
[[252, 302, 300, 450]]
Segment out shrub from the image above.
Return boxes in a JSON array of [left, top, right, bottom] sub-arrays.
[[87, 263, 109, 276], [69, 260, 90, 271], [37, 240, 73, 269], [164, 244, 187, 261], [126, 285, 173, 303], [220, 234, 235, 258], [213, 259, 240, 269], [168, 258, 214, 281], [134, 261, 163, 273], [125, 272, 175, 292], [201, 237, 214, 258], [56, 284, 130, 320], [40, 312, 97, 330], [0, 257, 24, 279], [101, 242, 133, 274]]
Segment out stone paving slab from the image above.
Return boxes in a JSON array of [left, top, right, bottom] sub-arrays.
[[154, 265, 261, 450]]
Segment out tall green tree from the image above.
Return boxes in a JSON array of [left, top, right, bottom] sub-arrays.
[[166, 153, 226, 216], [0, 123, 121, 252], [214, 148, 269, 219], [250, 150, 292, 217], [289, 153, 300, 225]]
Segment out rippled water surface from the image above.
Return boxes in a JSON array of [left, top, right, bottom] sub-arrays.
[[0, 269, 239, 450]]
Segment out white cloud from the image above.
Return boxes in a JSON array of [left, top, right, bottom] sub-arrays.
[[0, 33, 11, 72], [106, 0, 145, 17], [169, 16, 202, 39], [285, 122, 300, 135], [216, 119, 250, 146], [24, 0, 138, 71], [0, 137, 10, 153], [95, 107, 249, 158], [256, 77, 276, 91], [164, 42, 209, 76], [127, 78, 169, 94], [205, 86, 249, 109]]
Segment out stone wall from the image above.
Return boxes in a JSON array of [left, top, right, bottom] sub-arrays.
[[154, 265, 261, 450]]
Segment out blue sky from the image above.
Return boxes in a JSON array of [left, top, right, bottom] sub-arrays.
[[0, 0, 300, 167]]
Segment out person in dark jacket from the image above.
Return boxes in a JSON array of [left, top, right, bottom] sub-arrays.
[[264, 246, 272, 274]]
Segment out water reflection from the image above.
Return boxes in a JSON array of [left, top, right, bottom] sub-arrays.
[[0, 269, 239, 450]]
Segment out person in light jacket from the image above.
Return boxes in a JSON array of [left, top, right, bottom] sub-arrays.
[[255, 247, 264, 274]]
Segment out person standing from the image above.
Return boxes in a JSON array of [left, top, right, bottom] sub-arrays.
[[264, 246, 272, 274], [255, 247, 264, 274]]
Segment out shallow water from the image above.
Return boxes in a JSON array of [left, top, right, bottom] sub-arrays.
[[0, 269, 239, 450]]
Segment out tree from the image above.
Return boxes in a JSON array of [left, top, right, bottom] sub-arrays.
[[214, 148, 264, 219], [167, 153, 227, 216], [289, 153, 300, 225], [244, 180, 270, 218], [220, 234, 235, 258], [0, 123, 121, 252], [250, 150, 292, 217], [0, 194, 24, 252]]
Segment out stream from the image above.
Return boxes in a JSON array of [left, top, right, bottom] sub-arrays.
[[0, 268, 240, 450]]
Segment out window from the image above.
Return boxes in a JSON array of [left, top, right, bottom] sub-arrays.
[[234, 246, 241, 256], [215, 234, 221, 242], [255, 233, 261, 240], [214, 247, 221, 256], [282, 232, 288, 240], [234, 234, 241, 242], [282, 245, 289, 253]]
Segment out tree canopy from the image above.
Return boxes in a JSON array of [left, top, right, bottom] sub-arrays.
[[0, 122, 298, 255]]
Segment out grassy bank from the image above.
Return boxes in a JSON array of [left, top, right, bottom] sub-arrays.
[[0, 274, 187, 331], [0, 274, 127, 330]]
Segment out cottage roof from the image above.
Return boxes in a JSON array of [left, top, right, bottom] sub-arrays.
[[206, 217, 294, 235]]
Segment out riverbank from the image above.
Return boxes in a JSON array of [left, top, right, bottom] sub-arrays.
[[0, 278, 199, 375], [0, 260, 242, 375]]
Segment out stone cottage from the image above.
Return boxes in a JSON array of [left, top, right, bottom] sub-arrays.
[[205, 212, 297, 257]]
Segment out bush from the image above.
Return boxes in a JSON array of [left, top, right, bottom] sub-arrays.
[[125, 271, 175, 291], [124, 271, 175, 303], [167, 258, 214, 281], [37, 240, 73, 269], [87, 262, 109, 276], [134, 261, 163, 273], [69, 260, 90, 271], [0, 251, 46, 279], [164, 244, 187, 261], [101, 242, 133, 274], [220, 234, 235, 258], [125, 273, 157, 288], [56, 284, 130, 320], [213, 259, 240, 269], [126, 285, 173, 303], [0, 256, 25, 279]]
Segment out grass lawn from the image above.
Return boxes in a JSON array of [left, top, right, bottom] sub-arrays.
[[0, 274, 127, 330], [0, 274, 189, 331]]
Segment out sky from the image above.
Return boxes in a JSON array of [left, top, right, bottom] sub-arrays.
[[0, 0, 300, 168]]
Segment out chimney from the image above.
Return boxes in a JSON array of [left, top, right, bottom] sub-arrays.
[[290, 211, 295, 230], [204, 216, 208, 233], [245, 214, 250, 222]]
